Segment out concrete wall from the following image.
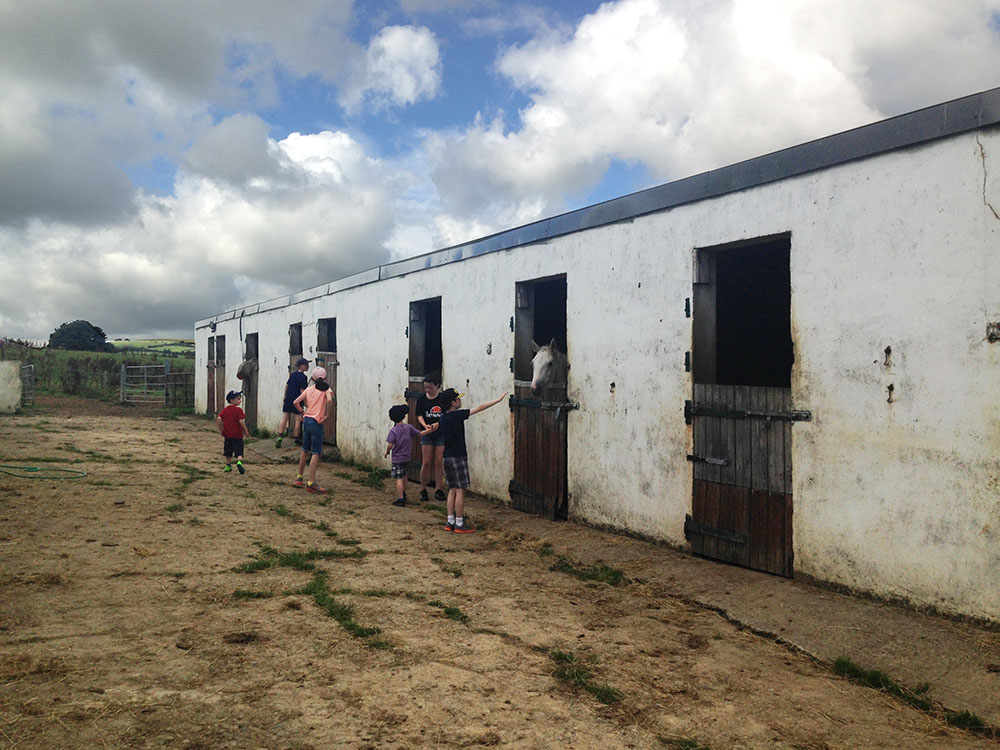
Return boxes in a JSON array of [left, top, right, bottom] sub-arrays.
[[0, 361, 22, 414], [195, 126, 1000, 622]]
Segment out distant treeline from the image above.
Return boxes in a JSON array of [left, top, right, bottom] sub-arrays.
[[1, 339, 195, 401]]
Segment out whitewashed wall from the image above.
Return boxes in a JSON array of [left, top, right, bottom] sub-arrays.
[[197, 127, 1000, 622]]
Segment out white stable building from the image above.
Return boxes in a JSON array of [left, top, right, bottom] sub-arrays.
[[196, 88, 1000, 623]]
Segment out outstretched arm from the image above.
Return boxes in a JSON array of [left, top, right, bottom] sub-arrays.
[[469, 391, 509, 416]]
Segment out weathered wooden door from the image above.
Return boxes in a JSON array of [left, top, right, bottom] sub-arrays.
[[208, 335, 226, 415], [509, 383, 569, 520], [206, 336, 217, 416], [687, 236, 799, 577], [241, 333, 259, 432], [405, 382, 425, 483], [686, 385, 805, 577], [314, 351, 337, 445]]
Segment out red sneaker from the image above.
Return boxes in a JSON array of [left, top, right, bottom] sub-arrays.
[[293, 477, 305, 488], [306, 482, 326, 494]]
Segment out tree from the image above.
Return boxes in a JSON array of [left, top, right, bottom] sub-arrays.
[[49, 320, 114, 352]]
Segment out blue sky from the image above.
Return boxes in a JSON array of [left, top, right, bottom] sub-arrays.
[[1, 0, 999, 340]]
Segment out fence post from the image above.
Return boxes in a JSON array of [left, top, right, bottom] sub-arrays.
[[120, 364, 126, 403], [164, 360, 170, 405]]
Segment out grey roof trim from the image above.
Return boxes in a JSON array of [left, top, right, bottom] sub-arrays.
[[197, 87, 1000, 328]]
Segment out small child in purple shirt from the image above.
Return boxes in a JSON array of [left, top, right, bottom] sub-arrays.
[[385, 404, 437, 507]]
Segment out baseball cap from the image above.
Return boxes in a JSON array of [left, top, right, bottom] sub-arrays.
[[311, 366, 327, 380], [296, 357, 311, 367], [226, 390, 242, 402]]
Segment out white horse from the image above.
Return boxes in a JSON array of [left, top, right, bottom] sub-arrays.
[[530, 339, 568, 394]]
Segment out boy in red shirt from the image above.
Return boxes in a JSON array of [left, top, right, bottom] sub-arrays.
[[217, 390, 251, 473]]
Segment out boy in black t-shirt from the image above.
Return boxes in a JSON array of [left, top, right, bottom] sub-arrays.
[[436, 387, 508, 533]]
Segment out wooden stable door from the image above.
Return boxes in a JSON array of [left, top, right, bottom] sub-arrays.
[[686, 384, 805, 577], [509, 383, 570, 520], [313, 351, 337, 445]]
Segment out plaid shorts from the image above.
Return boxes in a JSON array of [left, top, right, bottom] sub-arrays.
[[390, 462, 408, 479], [443, 456, 470, 489]]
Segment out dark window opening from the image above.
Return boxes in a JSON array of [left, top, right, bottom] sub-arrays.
[[408, 297, 442, 379], [215, 335, 226, 365], [208, 336, 216, 361], [288, 323, 302, 357], [514, 275, 567, 382], [317, 318, 337, 353], [245, 333, 258, 360], [693, 236, 792, 387]]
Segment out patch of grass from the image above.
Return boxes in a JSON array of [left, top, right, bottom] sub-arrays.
[[188, 517, 203, 525], [427, 600, 470, 624], [273, 504, 294, 517], [165, 503, 185, 513], [336, 538, 361, 546], [430, 557, 463, 578], [234, 545, 366, 573], [360, 468, 389, 489], [549, 555, 626, 586], [833, 657, 932, 711], [173, 463, 211, 497], [289, 572, 381, 638], [946, 711, 987, 731], [550, 650, 622, 705], [538, 543, 555, 557]]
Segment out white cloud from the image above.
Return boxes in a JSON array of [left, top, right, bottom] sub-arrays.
[[413, 0, 1000, 245], [339, 25, 442, 112]]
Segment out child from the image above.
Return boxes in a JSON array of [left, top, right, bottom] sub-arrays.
[[385, 404, 438, 507], [217, 390, 251, 474], [276, 357, 310, 448], [416, 372, 446, 503], [435, 387, 508, 533], [292, 367, 333, 493]]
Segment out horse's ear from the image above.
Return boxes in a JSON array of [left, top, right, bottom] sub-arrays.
[[531, 340, 540, 353], [549, 338, 557, 351]]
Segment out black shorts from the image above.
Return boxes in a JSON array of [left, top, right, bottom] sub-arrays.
[[223, 437, 245, 458]]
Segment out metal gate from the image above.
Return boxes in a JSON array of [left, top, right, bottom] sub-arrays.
[[508, 382, 574, 520], [20, 364, 35, 407], [120, 364, 193, 407], [685, 384, 808, 577]]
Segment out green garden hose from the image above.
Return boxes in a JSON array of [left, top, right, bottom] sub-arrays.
[[0, 464, 88, 479]]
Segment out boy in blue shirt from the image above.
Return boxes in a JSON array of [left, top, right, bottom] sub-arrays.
[[435, 388, 507, 532]]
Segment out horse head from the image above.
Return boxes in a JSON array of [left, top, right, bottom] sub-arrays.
[[530, 339, 568, 395]]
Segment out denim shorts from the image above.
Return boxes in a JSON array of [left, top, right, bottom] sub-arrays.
[[301, 417, 324, 455], [420, 428, 445, 447], [390, 462, 408, 479]]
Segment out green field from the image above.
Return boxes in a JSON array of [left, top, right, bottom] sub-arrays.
[[109, 339, 195, 356]]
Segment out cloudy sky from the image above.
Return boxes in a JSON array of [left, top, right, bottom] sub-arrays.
[[2, 0, 999, 340]]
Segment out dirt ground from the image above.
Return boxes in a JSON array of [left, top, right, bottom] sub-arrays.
[[1, 396, 997, 749]]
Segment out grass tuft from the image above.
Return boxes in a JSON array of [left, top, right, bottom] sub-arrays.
[[549, 650, 622, 705], [549, 555, 625, 586], [833, 657, 932, 711]]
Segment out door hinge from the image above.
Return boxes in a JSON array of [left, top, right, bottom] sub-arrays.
[[686, 454, 729, 466]]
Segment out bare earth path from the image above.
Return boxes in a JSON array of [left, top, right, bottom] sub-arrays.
[[1, 396, 997, 749]]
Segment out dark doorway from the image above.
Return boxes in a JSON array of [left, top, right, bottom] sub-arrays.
[[511, 275, 569, 520], [315, 318, 337, 445], [406, 298, 443, 482], [688, 235, 797, 577], [242, 333, 259, 432], [288, 323, 303, 371]]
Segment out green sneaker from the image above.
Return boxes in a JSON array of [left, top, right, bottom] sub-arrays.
[[223, 464, 232, 472], [237, 460, 245, 475], [275, 436, 283, 448]]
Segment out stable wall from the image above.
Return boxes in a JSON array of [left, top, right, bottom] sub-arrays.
[[196, 125, 1000, 622]]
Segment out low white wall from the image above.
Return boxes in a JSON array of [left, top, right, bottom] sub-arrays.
[[0, 361, 22, 414]]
